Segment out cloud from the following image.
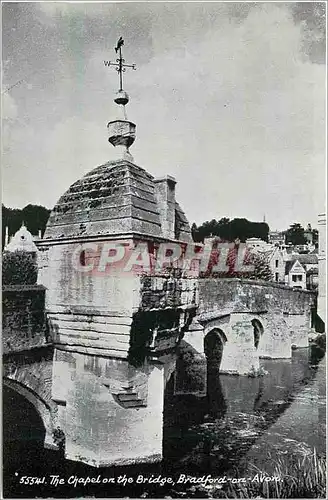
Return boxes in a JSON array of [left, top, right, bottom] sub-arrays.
[[36, 2, 108, 19], [2, 2, 326, 230], [128, 3, 325, 227], [290, 2, 326, 63], [2, 116, 111, 209]]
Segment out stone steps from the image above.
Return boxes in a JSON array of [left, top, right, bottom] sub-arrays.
[[114, 391, 147, 408]]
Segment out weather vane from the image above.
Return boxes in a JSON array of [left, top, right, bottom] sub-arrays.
[[104, 37, 136, 92]]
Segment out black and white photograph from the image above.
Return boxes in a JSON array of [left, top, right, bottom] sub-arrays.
[[1, 1, 327, 498]]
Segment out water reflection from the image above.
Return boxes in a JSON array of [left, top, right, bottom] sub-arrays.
[[3, 344, 325, 498], [163, 344, 326, 474]]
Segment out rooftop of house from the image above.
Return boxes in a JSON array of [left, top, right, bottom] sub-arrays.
[[256, 249, 274, 258], [285, 259, 306, 275], [294, 254, 318, 265], [5, 224, 38, 253], [269, 231, 285, 238]]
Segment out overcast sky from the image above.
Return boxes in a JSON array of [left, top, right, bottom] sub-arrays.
[[2, 2, 326, 230]]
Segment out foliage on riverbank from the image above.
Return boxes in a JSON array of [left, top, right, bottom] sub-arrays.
[[180, 450, 326, 498], [311, 333, 326, 353]]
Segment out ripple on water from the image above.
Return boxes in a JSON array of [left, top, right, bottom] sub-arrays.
[[163, 350, 325, 475], [243, 355, 326, 469]]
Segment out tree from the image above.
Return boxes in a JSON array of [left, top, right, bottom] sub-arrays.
[[285, 223, 306, 246], [312, 228, 319, 247], [202, 242, 273, 281], [21, 204, 51, 236], [191, 217, 270, 243], [217, 217, 231, 240], [244, 252, 273, 281], [2, 251, 38, 285]]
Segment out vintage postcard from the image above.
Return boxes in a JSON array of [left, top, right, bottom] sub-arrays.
[[1, 1, 326, 499]]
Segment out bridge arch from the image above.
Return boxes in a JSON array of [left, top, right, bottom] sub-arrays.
[[3, 378, 58, 450], [204, 328, 228, 371]]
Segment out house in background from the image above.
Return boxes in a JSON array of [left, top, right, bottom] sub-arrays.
[[245, 237, 273, 252], [268, 247, 286, 283], [306, 268, 319, 291], [296, 253, 319, 273], [304, 223, 314, 245], [268, 230, 286, 247], [285, 259, 307, 290], [4, 224, 38, 255], [298, 254, 319, 291], [254, 246, 285, 283], [284, 253, 318, 291]]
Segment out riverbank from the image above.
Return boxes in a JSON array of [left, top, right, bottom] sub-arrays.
[[165, 451, 326, 498]]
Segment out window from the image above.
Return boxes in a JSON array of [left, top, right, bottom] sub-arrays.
[[275, 260, 279, 268], [275, 273, 279, 282], [292, 274, 303, 282]]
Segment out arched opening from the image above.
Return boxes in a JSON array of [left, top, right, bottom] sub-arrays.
[[3, 385, 46, 449], [251, 319, 264, 350], [204, 328, 227, 370], [173, 340, 207, 396], [3, 385, 47, 494], [3, 382, 65, 498]]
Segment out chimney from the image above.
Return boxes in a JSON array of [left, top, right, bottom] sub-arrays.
[[154, 175, 177, 240]]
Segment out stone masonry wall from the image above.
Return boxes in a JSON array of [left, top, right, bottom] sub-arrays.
[[191, 278, 316, 374], [198, 278, 315, 316], [2, 285, 48, 354]]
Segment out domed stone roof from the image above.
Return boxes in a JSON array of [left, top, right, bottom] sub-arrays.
[[44, 159, 191, 242]]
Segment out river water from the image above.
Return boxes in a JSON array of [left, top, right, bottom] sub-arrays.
[[163, 345, 326, 475], [3, 344, 326, 498]]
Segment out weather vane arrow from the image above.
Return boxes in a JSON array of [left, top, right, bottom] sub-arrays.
[[104, 37, 136, 92]]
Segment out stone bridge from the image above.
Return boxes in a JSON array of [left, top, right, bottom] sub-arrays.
[[3, 277, 316, 464], [2, 159, 317, 470], [2, 285, 59, 451], [2, 41, 322, 480], [184, 278, 316, 376]]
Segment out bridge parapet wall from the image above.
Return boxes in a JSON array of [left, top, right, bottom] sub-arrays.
[[190, 279, 316, 374], [41, 240, 198, 358], [198, 278, 315, 316], [2, 285, 49, 354]]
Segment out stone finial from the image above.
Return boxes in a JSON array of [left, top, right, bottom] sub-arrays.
[[106, 40, 137, 161], [107, 114, 136, 161]]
